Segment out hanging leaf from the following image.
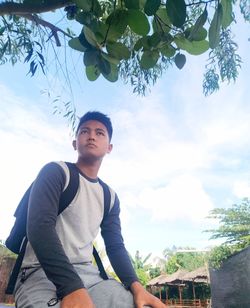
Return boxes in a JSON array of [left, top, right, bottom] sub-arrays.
[[101, 52, 120, 65], [106, 9, 128, 40], [209, 4, 223, 49], [187, 26, 207, 41], [175, 36, 209, 55], [106, 42, 131, 60], [78, 31, 94, 49], [221, 0, 233, 28], [140, 50, 160, 69], [86, 65, 100, 81], [68, 37, 87, 52], [134, 36, 151, 51], [83, 50, 99, 66], [125, 0, 139, 10], [75, 0, 92, 12], [188, 8, 208, 41], [102, 64, 119, 82], [166, 0, 186, 28], [174, 53, 186, 69], [144, 0, 161, 16], [153, 8, 171, 33], [92, 0, 103, 18], [127, 9, 150, 36], [83, 27, 99, 48], [97, 55, 111, 75], [148, 32, 161, 47], [160, 44, 175, 57]]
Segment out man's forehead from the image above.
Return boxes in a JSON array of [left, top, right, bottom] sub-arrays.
[[79, 120, 107, 131]]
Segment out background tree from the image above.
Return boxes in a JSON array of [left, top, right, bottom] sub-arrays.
[[163, 246, 206, 274], [130, 250, 151, 286], [205, 198, 250, 268], [205, 198, 250, 249], [0, 0, 248, 98]]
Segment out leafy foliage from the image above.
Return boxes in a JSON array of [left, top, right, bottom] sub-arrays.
[[163, 246, 206, 274], [205, 198, 250, 247], [0, 0, 249, 95], [205, 198, 250, 268]]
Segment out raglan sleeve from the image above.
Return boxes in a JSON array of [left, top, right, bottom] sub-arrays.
[[26, 162, 84, 299], [100, 193, 139, 288]]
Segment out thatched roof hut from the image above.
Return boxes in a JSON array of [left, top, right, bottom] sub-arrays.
[[182, 266, 210, 283]]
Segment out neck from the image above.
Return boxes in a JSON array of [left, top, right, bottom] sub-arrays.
[[75, 158, 102, 179]]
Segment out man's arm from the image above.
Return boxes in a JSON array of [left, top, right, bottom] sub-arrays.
[[100, 194, 139, 287], [101, 194, 166, 308], [27, 162, 84, 299]]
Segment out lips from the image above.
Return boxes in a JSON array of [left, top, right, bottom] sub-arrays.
[[86, 143, 97, 148]]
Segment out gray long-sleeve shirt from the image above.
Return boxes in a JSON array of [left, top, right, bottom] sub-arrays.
[[23, 161, 138, 299]]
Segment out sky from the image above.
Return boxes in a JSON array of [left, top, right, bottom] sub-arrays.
[[0, 9, 250, 262]]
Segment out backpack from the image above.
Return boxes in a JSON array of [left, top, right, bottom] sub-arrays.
[[5, 162, 110, 294]]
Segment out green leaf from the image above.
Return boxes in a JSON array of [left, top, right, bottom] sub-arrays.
[[68, 37, 87, 52], [83, 27, 99, 48], [107, 42, 131, 60], [174, 53, 186, 69], [175, 36, 209, 55], [86, 65, 100, 81], [92, 0, 103, 18], [101, 52, 120, 65], [83, 50, 99, 66], [166, 0, 186, 28], [209, 4, 223, 49], [102, 64, 119, 82], [75, 0, 92, 12], [187, 26, 207, 41], [221, 0, 233, 28], [153, 8, 171, 33], [127, 9, 150, 36], [160, 44, 175, 57], [144, 0, 161, 16], [97, 55, 111, 75], [140, 50, 159, 69], [148, 32, 161, 47], [135, 36, 151, 50], [76, 12, 93, 26], [188, 8, 208, 41], [106, 9, 128, 39], [125, 0, 140, 9]]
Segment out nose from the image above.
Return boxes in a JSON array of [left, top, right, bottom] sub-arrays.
[[88, 130, 96, 140]]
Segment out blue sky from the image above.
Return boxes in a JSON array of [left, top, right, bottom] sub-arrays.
[[0, 10, 250, 261]]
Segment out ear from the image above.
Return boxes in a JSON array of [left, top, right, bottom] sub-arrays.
[[107, 143, 113, 154], [72, 140, 77, 150]]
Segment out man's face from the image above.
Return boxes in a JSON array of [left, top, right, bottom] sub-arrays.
[[73, 120, 113, 161]]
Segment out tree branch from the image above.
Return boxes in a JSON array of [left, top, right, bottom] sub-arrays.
[[17, 13, 73, 46], [0, 0, 73, 16]]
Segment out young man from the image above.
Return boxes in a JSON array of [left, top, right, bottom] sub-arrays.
[[14, 111, 165, 308]]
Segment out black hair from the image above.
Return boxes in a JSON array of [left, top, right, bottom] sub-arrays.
[[76, 111, 113, 140]]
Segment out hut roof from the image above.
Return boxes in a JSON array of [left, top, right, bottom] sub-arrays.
[[160, 269, 188, 284], [182, 266, 209, 283], [147, 267, 210, 287], [147, 274, 168, 286]]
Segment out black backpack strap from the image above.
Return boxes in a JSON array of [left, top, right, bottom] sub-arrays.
[[59, 162, 79, 214], [6, 162, 79, 295], [98, 178, 111, 222], [5, 237, 28, 294]]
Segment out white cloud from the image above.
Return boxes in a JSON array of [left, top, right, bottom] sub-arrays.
[[233, 181, 250, 199], [136, 174, 214, 223]]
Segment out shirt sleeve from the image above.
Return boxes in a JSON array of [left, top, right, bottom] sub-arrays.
[[26, 162, 84, 299], [100, 194, 139, 288]]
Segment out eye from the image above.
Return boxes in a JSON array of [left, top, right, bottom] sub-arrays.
[[80, 129, 88, 134], [97, 130, 105, 136]]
